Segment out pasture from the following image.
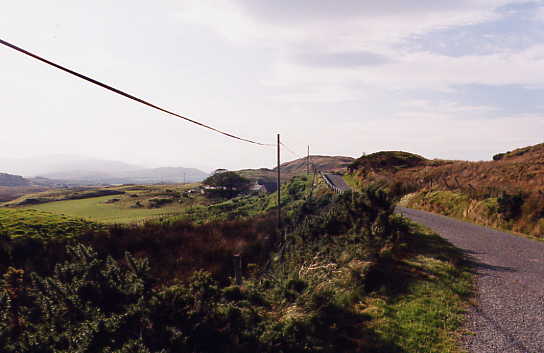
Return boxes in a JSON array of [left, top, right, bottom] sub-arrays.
[[26, 195, 184, 223], [10, 184, 206, 224]]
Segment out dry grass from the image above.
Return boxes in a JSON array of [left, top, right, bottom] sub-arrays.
[[351, 143, 544, 237]]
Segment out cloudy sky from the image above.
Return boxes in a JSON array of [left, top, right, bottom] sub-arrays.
[[2, 0, 544, 172]]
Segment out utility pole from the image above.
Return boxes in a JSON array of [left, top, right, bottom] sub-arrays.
[[277, 134, 281, 232], [307, 145, 310, 176]]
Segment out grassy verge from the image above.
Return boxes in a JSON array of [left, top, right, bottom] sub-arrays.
[[401, 190, 544, 240], [364, 223, 473, 353], [343, 173, 362, 191]]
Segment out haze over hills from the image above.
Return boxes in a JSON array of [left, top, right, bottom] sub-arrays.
[[0, 173, 31, 187], [0, 155, 141, 177], [0, 155, 209, 185], [41, 167, 209, 185]]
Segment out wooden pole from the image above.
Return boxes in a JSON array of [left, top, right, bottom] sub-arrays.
[[277, 134, 281, 232], [307, 145, 310, 176], [233, 254, 242, 285]]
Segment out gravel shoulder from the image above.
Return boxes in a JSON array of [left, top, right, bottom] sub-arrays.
[[397, 206, 544, 353]]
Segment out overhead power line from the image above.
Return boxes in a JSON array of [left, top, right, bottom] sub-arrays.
[[0, 38, 273, 146], [280, 141, 320, 173], [279, 142, 300, 158]]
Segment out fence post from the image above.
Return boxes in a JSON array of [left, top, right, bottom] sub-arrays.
[[233, 254, 242, 285]]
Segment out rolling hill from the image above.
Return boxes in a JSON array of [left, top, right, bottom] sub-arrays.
[[236, 155, 354, 186], [275, 155, 354, 174], [348, 143, 544, 237], [0, 173, 31, 187], [1, 155, 209, 185], [40, 166, 209, 185]]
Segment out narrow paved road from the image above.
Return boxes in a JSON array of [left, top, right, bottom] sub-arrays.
[[398, 207, 544, 353], [322, 173, 351, 192]]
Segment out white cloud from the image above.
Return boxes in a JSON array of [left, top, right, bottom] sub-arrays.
[[2, 0, 541, 170], [397, 100, 498, 119], [334, 111, 544, 161], [259, 44, 544, 104], [175, 0, 544, 101], [176, 0, 518, 49], [533, 6, 544, 22]]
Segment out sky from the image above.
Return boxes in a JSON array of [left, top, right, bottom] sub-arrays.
[[2, 0, 544, 172]]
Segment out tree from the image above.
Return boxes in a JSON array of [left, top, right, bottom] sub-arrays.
[[202, 172, 250, 198]]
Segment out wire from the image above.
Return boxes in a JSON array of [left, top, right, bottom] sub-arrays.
[[279, 142, 300, 158], [0, 38, 274, 147], [279, 141, 320, 171]]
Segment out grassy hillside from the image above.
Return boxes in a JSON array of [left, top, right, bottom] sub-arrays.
[[2, 187, 126, 207], [26, 195, 187, 224], [0, 208, 101, 240], [2, 174, 321, 225], [0, 173, 31, 187], [0, 185, 51, 203], [350, 144, 544, 237], [183, 175, 320, 223], [493, 142, 544, 161], [348, 151, 426, 172], [276, 155, 354, 174], [3, 184, 207, 224], [235, 168, 284, 186], [236, 155, 354, 186]]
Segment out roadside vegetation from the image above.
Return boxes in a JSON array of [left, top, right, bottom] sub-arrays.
[[348, 144, 544, 238], [0, 173, 473, 352]]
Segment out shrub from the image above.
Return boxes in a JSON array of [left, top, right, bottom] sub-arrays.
[[202, 172, 250, 198], [497, 192, 524, 220], [493, 153, 506, 161]]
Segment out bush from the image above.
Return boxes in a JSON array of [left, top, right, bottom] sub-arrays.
[[202, 172, 250, 198], [498, 192, 524, 220], [493, 152, 506, 161], [1, 184, 413, 352]]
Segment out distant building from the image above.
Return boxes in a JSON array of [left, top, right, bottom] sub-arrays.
[[249, 181, 267, 194], [248, 180, 277, 194]]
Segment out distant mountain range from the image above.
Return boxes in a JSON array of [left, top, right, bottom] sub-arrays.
[[0, 154, 356, 188], [0, 173, 31, 187], [40, 167, 209, 185], [0, 155, 209, 185]]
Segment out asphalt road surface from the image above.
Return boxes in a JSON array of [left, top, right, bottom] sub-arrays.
[[322, 173, 351, 192], [397, 207, 544, 353]]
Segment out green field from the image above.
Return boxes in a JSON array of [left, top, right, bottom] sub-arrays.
[[0, 183, 209, 224], [24, 195, 191, 223], [0, 208, 101, 240]]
